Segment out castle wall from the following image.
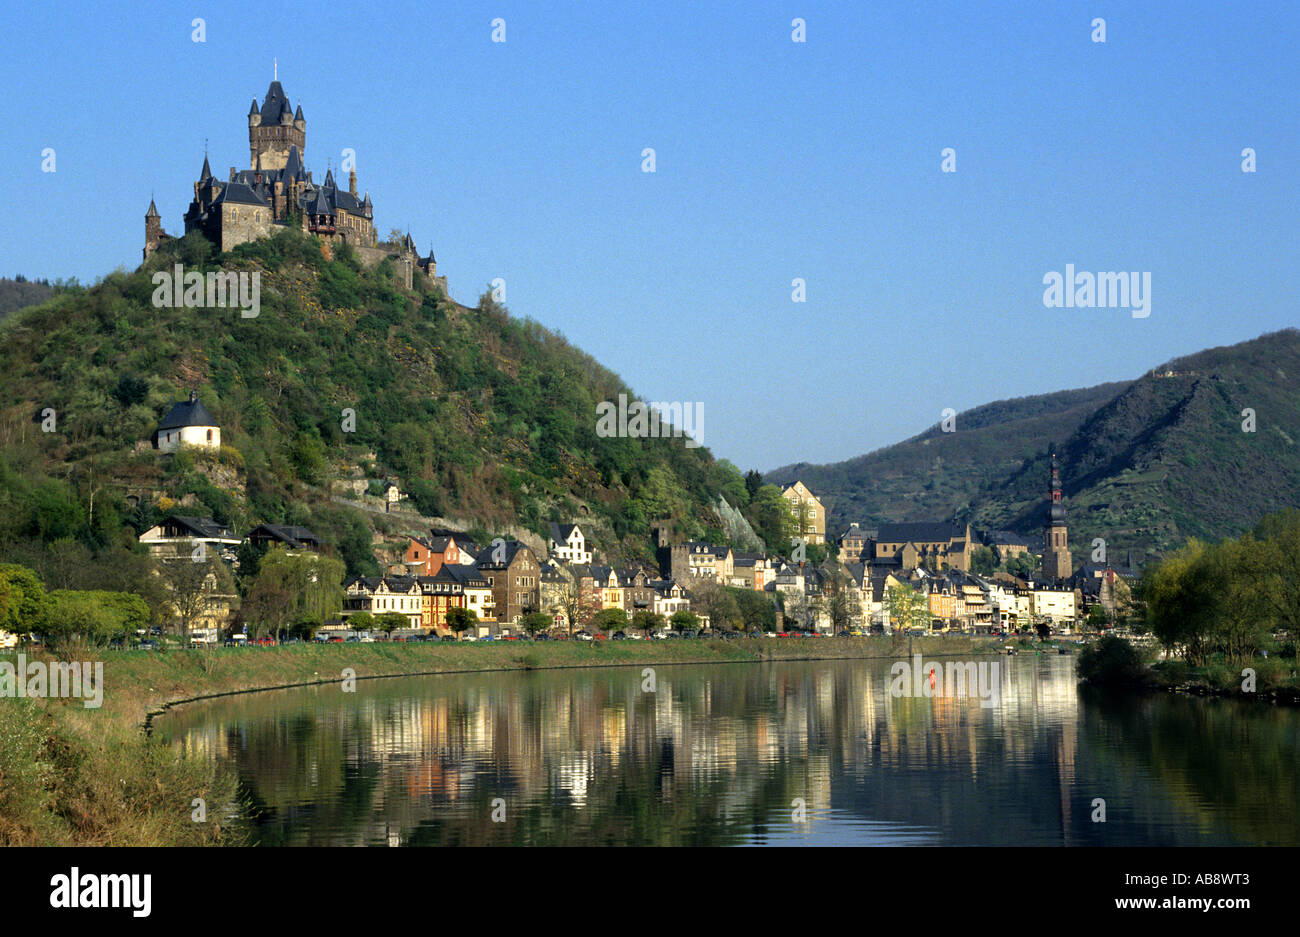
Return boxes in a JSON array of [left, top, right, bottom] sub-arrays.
[[219, 204, 273, 253]]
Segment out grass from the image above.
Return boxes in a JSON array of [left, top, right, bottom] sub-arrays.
[[0, 634, 994, 845]]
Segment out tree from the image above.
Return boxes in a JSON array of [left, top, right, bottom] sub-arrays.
[[347, 611, 374, 633], [971, 546, 997, 577], [555, 577, 597, 636], [44, 590, 148, 646], [885, 584, 927, 634], [631, 610, 664, 637], [1005, 552, 1041, 580], [0, 564, 49, 636], [243, 547, 344, 641], [376, 612, 408, 636], [521, 611, 551, 636], [670, 610, 699, 633], [1251, 508, 1300, 637], [823, 575, 863, 633], [591, 607, 627, 637], [689, 579, 740, 631], [729, 586, 777, 632], [445, 606, 477, 639], [748, 484, 798, 554], [160, 554, 233, 642]]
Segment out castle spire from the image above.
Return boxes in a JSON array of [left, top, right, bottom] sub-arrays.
[[146, 198, 159, 218]]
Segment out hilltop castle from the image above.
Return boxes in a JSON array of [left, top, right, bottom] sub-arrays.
[[145, 78, 443, 291]]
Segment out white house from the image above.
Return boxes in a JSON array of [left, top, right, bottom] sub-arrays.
[[153, 390, 220, 452], [138, 515, 242, 561], [548, 523, 592, 564], [343, 576, 423, 629]]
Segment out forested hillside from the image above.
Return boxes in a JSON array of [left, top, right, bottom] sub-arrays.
[[0, 228, 760, 586], [771, 329, 1300, 565]]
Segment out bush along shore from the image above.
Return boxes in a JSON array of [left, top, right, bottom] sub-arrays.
[[1077, 635, 1300, 704], [0, 635, 994, 845]]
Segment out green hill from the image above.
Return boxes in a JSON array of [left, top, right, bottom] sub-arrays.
[[0, 276, 60, 322], [770, 329, 1300, 565], [0, 228, 747, 578]]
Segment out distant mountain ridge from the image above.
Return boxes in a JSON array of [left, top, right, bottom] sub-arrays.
[[769, 329, 1300, 564]]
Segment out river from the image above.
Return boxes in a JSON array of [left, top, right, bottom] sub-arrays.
[[155, 654, 1300, 845]]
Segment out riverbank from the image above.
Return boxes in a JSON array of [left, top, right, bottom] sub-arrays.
[[0, 635, 993, 845]]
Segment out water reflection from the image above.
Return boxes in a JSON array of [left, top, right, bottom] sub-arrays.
[[158, 655, 1300, 846]]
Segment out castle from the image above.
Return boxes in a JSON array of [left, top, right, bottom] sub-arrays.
[[145, 77, 443, 291]]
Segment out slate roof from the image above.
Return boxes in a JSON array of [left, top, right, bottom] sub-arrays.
[[248, 524, 320, 550], [157, 393, 218, 430], [258, 80, 294, 124], [474, 540, 532, 568], [549, 522, 579, 542], [158, 515, 235, 539], [214, 181, 269, 207], [875, 521, 967, 544]]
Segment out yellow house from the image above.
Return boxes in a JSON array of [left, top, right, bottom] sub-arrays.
[[781, 481, 826, 545]]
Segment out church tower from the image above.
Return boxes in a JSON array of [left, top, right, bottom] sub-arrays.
[[1043, 450, 1072, 580], [248, 80, 305, 171]]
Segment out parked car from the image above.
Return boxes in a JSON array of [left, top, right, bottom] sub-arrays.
[[574, 631, 593, 641], [138, 639, 158, 651], [612, 631, 628, 640], [534, 633, 551, 642], [441, 634, 457, 642]]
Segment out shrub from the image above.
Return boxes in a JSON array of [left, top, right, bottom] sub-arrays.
[[1077, 636, 1150, 686]]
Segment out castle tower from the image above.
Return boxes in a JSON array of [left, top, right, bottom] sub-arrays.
[[143, 198, 163, 260], [1043, 450, 1072, 580], [248, 80, 304, 171]]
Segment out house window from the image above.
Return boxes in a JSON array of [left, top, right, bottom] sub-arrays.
[[206, 429, 213, 443]]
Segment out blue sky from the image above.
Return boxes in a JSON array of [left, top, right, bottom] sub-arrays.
[[2, 0, 1297, 472]]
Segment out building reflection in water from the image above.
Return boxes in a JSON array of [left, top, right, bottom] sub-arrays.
[[159, 652, 1297, 846]]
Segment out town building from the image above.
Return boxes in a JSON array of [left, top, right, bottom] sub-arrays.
[[669, 542, 734, 583], [475, 540, 541, 626], [781, 480, 826, 544], [548, 523, 593, 564], [138, 515, 241, 560], [344, 575, 423, 628], [871, 521, 973, 572], [838, 523, 873, 564], [246, 523, 323, 553]]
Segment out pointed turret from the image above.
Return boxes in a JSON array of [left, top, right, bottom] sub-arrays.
[[200, 154, 212, 181], [248, 98, 261, 128], [146, 198, 159, 218], [324, 167, 335, 189]]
